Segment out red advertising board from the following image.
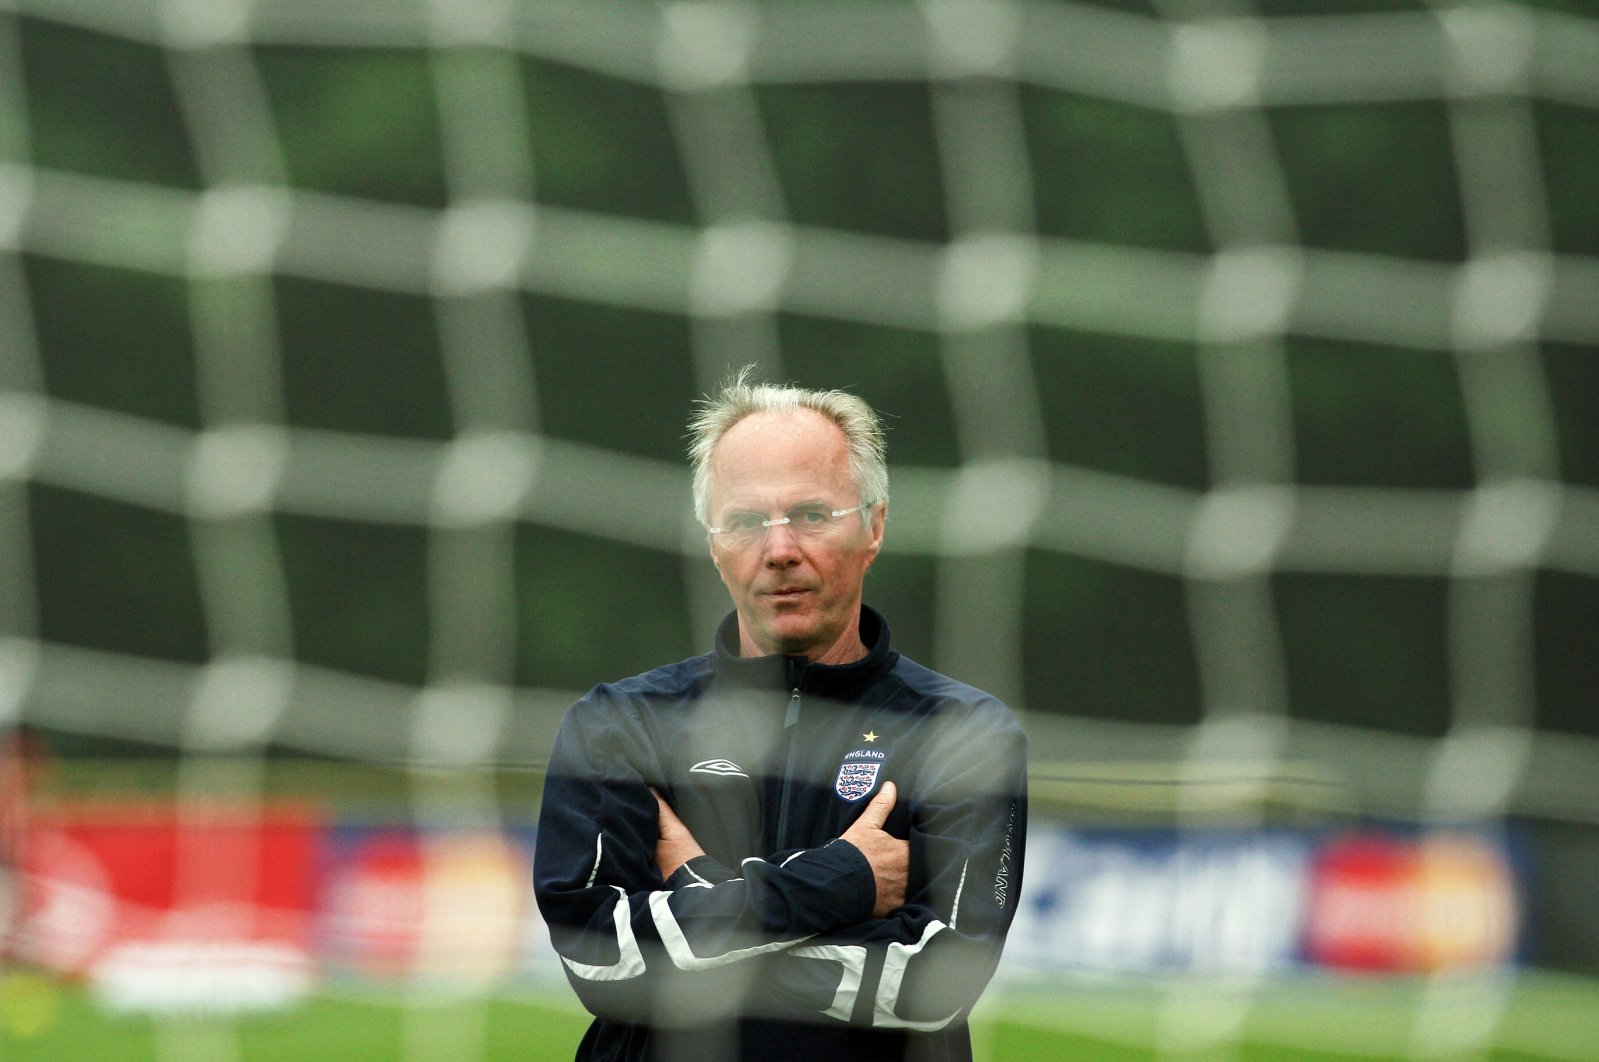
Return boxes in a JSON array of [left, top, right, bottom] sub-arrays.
[[8, 800, 321, 1010]]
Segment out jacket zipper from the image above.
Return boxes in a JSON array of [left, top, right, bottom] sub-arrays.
[[776, 687, 801, 849]]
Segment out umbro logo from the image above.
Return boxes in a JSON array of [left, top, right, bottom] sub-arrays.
[[690, 758, 749, 778]]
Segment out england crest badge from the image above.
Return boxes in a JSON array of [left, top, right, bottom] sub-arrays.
[[834, 760, 880, 802]]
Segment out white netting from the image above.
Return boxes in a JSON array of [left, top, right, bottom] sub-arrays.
[[2, 0, 1598, 1057]]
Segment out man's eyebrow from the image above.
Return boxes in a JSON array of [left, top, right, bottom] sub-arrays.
[[721, 497, 831, 513]]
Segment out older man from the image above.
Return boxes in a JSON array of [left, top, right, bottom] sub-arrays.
[[534, 370, 1027, 1062]]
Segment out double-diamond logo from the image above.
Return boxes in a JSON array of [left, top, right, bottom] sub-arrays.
[[690, 758, 749, 778]]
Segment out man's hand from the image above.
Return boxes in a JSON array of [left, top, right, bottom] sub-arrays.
[[653, 788, 706, 881], [839, 781, 907, 917]]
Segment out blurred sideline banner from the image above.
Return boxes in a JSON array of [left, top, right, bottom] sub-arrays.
[[9, 801, 321, 1011], [317, 824, 544, 988], [1003, 825, 1522, 978], [5, 804, 1524, 1013]]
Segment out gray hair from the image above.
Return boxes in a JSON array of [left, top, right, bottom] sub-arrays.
[[687, 366, 889, 526]]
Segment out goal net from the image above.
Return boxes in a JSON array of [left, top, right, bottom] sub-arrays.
[[1, 0, 1596, 1058]]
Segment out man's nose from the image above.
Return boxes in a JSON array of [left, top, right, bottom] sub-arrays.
[[762, 522, 803, 563]]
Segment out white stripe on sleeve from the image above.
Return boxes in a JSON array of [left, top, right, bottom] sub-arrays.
[[648, 889, 812, 971], [872, 920, 964, 1031], [787, 944, 868, 1021], [561, 886, 647, 982]]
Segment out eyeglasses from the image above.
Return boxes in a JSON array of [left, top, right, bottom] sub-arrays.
[[707, 501, 874, 549]]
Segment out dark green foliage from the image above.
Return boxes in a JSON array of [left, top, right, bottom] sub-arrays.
[[523, 295, 696, 461], [757, 82, 949, 242], [1269, 101, 1467, 262], [1030, 328, 1209, 489], [1274, 573, 1452, 738], [513, 528, 695, 689], [28, 256, 200, 427], [29, 486, 208, 664], [19, 19, 200, 188], [1536, 102, 1599, 256], [1284, 338, 1474, 489], [256, 48, 448, 207], [1543, 343, 1599, 489], [1024, 554, 1202, 725], [1020, 91, 1210, 252], [275, 514, 431, 685], [1534, 572, 1599, 738], [276, 278, 453, 439], [862, 552, 939, 664], [520, 59, 696, 224]]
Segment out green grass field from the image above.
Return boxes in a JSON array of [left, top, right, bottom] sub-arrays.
[[3, 970, 1596, 1061]]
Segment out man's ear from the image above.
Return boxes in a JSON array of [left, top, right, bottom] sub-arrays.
[[865, 502, 887, 564]]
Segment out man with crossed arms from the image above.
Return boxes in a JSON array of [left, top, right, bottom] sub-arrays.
[[535, 370, 1028, 1061]]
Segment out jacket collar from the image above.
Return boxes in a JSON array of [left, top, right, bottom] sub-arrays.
[[712, 605, 898, 698]]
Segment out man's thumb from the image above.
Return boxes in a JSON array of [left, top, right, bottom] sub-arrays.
[[860, 780, 896, 827]]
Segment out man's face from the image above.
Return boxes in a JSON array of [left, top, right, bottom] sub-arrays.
[[706, 409, 884, 664]]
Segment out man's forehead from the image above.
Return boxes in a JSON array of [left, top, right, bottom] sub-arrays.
[[708, 409, 852, 498], [714, 409, 847, 461]]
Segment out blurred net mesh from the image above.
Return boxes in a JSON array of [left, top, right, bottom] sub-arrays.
[[1, 0, 1598, 1058]]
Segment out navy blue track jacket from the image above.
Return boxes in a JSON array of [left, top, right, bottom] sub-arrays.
[[534, 607, 1027, 1062]]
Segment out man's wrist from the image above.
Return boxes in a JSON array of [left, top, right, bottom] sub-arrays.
[[819, 838, 880, 924], [665, 853, 735, 888]]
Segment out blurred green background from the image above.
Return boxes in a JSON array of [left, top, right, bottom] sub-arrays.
[[3, 0, 1599, 1057], [13, 5, 1598, 746]]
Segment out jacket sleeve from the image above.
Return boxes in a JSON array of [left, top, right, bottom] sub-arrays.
[[740, 703, 1028, 1031], [533, 687, 880, 1028]]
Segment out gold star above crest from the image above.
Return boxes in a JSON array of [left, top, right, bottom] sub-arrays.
[[862, 730, 878, 743]]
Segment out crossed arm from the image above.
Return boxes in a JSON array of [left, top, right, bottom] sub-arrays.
[[654, 781, 908, 918]]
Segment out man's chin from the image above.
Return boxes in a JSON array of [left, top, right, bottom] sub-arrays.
[[751, 614, 824, 656], [765, 623, 819, 651]]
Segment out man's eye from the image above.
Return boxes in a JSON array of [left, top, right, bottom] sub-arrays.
[[791, 508, 830, 525], [727, 513, 765, 532]]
